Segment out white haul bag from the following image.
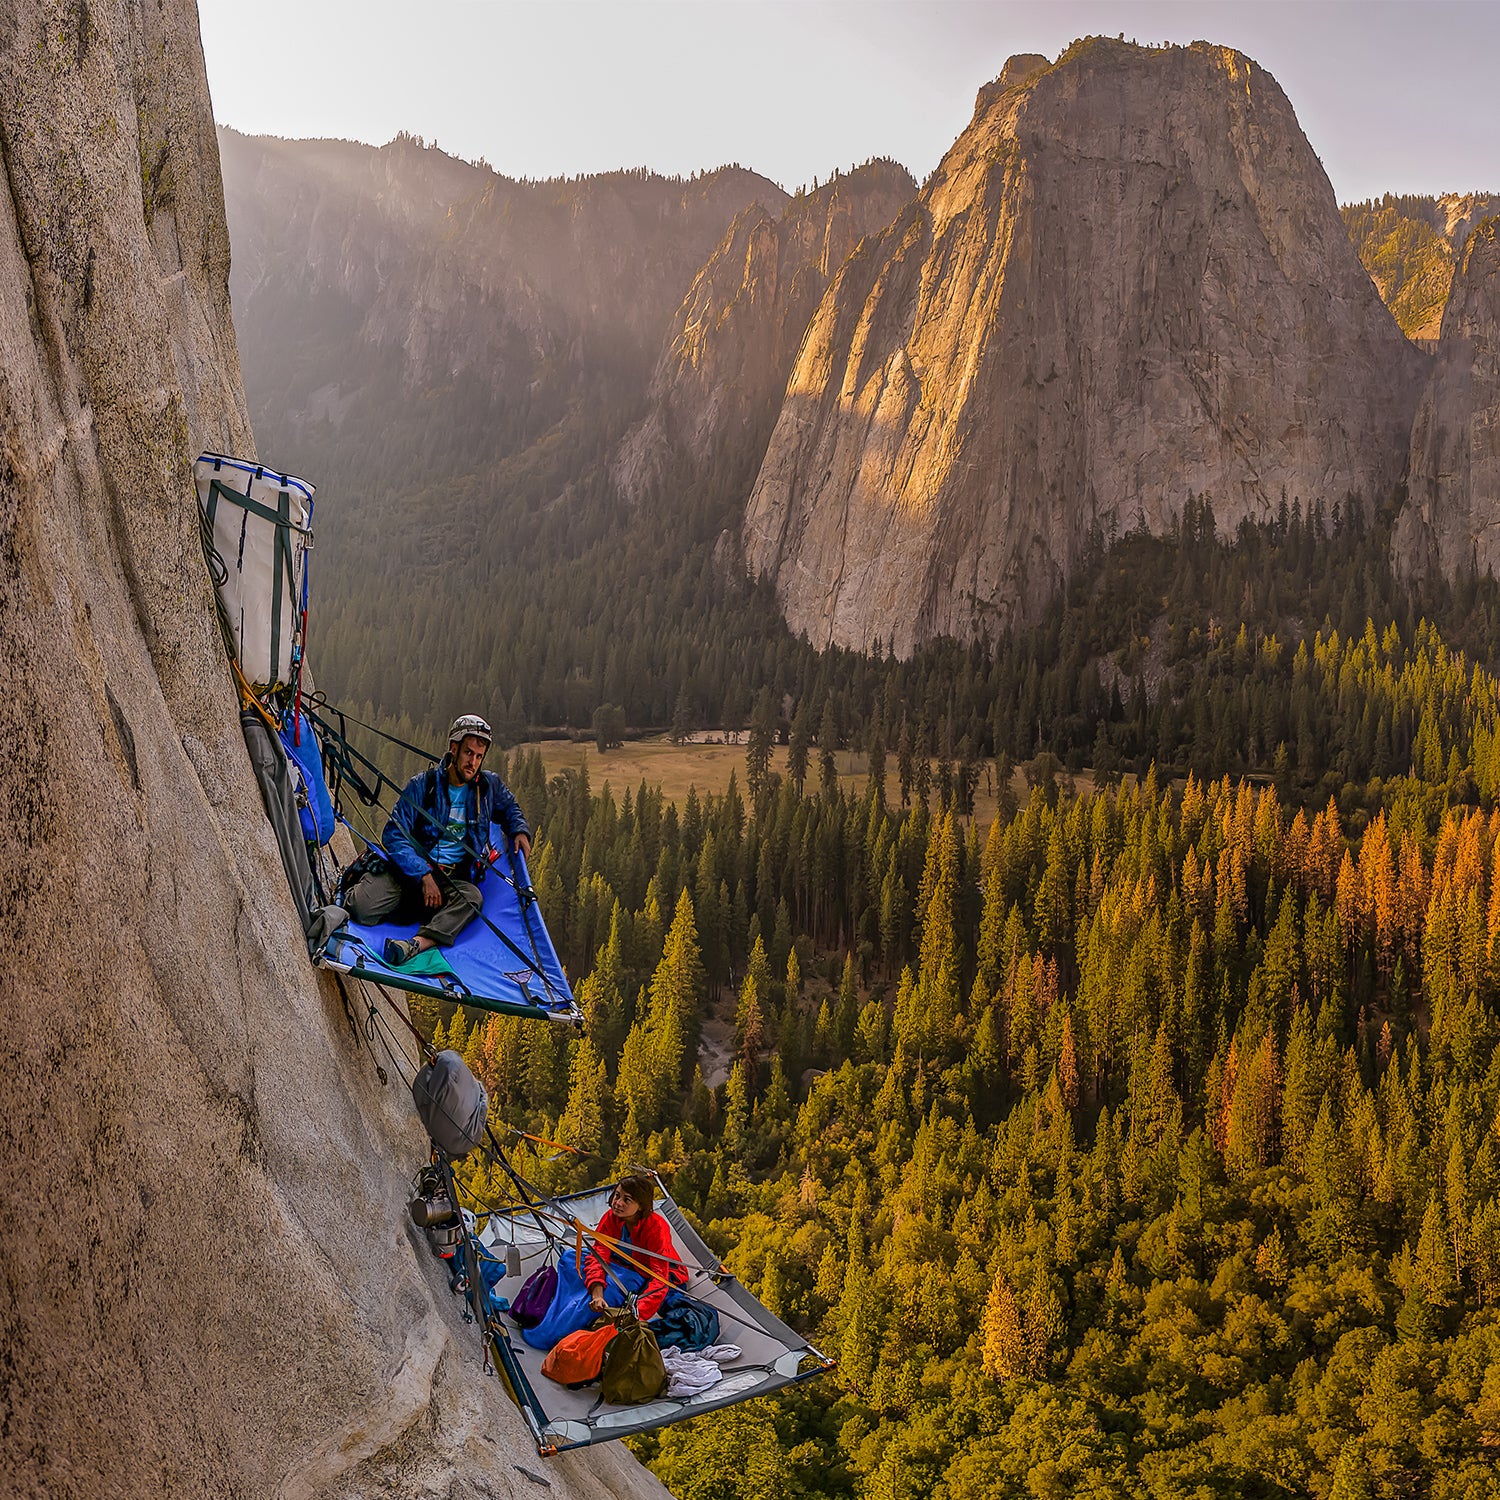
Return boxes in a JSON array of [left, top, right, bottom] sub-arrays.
[[194, 453, 315, 689]]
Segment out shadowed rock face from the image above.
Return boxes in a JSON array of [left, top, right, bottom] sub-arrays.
[[220, 126, 786, 431], [744, 39, 1428, 656], [0, 5, 665, 1497], [612, 162, 916, 503], [1396, 217, 1500, 579]]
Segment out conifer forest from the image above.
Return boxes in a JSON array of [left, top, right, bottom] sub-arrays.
[[250, 183, 1500, 1500], [325, 497, 1500, 1499]]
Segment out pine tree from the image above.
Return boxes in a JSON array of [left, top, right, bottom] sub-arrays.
[[1327, 1442, 1374, 1500], [746, 686, 777, 801], [556, 1037, 608, 1171], [1059, 1012, 1080, 1111], [915, 809, 961, 1052], [981, 1270, 1026, 1380], [724, 1059, 750, 1159], [818, 696, 839, 794], [1414, 1195, 1457, 1308], [1023, 1276, 1063, 1377], [735, 966, 764, 1078], [787, 698, 812, 793]]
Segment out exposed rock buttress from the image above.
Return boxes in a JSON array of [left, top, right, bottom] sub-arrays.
[[743, 40, 1428, 655], [0, 4, 667, 1496], [1395, 217, 1500, 580]]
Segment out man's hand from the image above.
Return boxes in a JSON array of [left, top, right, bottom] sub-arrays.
[[421, 872, 442, 909], [589, 1287, 606, 1314], [514, 833, 532, 861]]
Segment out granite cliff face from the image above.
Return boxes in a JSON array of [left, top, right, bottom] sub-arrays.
[[0, 6, 665, 1497], [220, 128, 786, 449], [744, 40, 1428, 655], [1395, 217, 1500, 578], [1343, 192, 1500, 341], [612, 162, 915, 502]]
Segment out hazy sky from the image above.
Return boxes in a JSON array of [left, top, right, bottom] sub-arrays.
[[197, 1, 1499, 203]]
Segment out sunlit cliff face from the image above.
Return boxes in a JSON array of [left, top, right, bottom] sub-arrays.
[[1398, 217, 1500, 581], [744, 41, 1427, 657]]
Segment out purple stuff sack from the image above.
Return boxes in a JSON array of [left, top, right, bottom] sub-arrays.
[[509, 1263, 558, 1329]]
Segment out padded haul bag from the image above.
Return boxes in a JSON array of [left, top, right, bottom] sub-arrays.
[[194, 452, 315, 689]]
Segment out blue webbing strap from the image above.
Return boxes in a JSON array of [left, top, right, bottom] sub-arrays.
[[269, 487, 284, 684]]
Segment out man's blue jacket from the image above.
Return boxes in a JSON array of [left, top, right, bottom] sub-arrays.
[[381, 759, 531, 883]]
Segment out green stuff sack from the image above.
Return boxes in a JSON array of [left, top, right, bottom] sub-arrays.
[[600, 1312, 666, 1405]]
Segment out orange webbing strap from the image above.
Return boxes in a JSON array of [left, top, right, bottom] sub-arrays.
[[568, 1215, 696, 1293], [511, 1127, 599, 1161], [566, 1217, 713, 1278], [232, 659, 280, 734], [571, 1215, 651, 1308]]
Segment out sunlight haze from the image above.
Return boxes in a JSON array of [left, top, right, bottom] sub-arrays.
[[197, 0, 1500, 201]]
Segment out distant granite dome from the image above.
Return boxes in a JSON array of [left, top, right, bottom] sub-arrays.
[[613, 161, 916, 503], [1396, 216, 1500, 579], [743, 39, 1428, 655]]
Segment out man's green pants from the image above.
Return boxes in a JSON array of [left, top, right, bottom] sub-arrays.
[[344, 865, 483, 946]]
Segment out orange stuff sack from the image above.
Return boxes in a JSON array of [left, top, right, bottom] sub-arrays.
[[541, 1322, 618, 1388]]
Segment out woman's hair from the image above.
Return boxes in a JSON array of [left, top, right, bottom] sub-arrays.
[[614, 1168, 655, 1215]]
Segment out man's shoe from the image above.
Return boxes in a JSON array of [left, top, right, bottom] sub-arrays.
[[384, 937, 420, 967]]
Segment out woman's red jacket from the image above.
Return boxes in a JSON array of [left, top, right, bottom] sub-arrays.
[[583, 1209, 686, 1319]]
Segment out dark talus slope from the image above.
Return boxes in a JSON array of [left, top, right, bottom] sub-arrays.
[[1397, 216, 1500, 580], [1343, 192, 1500, 341], [613, 161, 916, 503], [744, 41, 1428, 656], [0, 5, 664, 1497]]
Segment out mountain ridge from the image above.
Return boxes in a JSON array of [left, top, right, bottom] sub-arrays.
[[612, 159, 916, 505], [1343, 190, 1500, 340]]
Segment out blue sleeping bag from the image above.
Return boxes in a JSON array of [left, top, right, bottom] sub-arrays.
[[521, 1247, 648, 1350]]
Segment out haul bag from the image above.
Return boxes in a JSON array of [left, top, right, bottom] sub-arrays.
[[600, 1313, 667, 1405], [195, 453, 314, 688], [279, 707, 335, 845], [240, 711, 345, 956], [412, 1050, 488, 1159]]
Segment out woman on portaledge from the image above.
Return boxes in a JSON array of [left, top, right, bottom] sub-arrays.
[[585, 1170, 686, 1319]]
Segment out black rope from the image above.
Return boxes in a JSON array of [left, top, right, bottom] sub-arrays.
[[332, 973, 363, 1044], [305, 693, 442, 765], [196, 498, 241, 668]]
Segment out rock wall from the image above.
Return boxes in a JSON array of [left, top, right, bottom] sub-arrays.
[[0, 5, 666, 1497], [743, 40, 1428, 655], [612, 162, 915, 503], [1396, 217, 1500, 579]]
